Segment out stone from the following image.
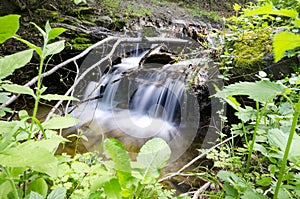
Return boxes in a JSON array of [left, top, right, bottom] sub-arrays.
[[94, 15, 113, 28]]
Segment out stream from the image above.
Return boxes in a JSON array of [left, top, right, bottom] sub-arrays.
[[60, 36, 223, 174]]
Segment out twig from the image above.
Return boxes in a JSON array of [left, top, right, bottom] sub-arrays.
[[158, 135, 237, 183], [192, 182, 211, 199], [0, 36, 118, 108]]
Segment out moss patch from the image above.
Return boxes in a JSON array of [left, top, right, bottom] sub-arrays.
[[230, 28, 273, 76], [71, 35, 93, 51]]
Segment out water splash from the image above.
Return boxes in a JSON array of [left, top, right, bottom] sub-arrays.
[[70, 48, 202, 162]]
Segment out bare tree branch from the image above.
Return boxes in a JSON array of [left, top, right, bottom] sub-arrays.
[[158, 135, 237, 183], [1, 36, 190, 109]]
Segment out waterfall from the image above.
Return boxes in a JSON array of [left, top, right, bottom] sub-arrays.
[[70, 46, 204, 162]]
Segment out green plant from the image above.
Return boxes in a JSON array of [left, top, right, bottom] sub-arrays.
[[54, 138, 174, 199], [0, 14, 80, 198], [203, 3, 300, 198]]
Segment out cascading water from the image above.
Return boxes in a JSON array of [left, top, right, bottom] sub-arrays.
[[68, 42, 212, 162]]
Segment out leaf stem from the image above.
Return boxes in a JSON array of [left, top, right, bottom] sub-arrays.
[[29, 57, 44, 136], [4, 168, 19, 199], [273, 96, 300, 199], [245, 101, 264, 174]]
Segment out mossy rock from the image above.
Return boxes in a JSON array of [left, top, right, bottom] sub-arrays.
[[229, 28, 273, 78], [71, 35, 93, 51]]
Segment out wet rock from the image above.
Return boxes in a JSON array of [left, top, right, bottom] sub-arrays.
[[94, 15, 113, 29], [140, 45, 178, 68]]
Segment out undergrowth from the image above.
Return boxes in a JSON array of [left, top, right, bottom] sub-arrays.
[[199, 1, 300, 198]]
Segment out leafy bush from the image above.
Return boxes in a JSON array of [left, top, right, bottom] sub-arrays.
[[202, 2, 300, 198]]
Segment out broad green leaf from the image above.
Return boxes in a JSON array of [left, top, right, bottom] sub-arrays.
[[217, 170, 237, 183], [0, 107, 11, 117], [42, 115, 79, 129], [41, 94, 78, 101], [0, 49, 33, 79], [235, 106, 256, 122], [0, 140, 58, 169], [253, 143, 268, 156], [136, 138, 171, 183], [241, 189, 267, 199], [256, 177, 272, 186], [244, 4, 298, 18], [0, 93, 10, 103], [28, 191, 44, 199], [273, 31, 300, 62], [278, 188, 290, 199], [44, 40, 65, 57], [215, 80, 285, 103], [0, 121, 18, 134], [31, 138, 62, 153], [71, 161, 90, 173], [0, 181, 12, 199], [104, 138, 132, 186], [47, 188, 66, 199], [48, 28, 66, 42], [103, 178, 121, 199], [224, 182, 238, 198], [2, 84, 35, 97], [278, 102, 293, 115], [268, 128, 300, 163], [15, 37, 42, 57], [0, 14, 20, 44], [27, 178, 48, 198]]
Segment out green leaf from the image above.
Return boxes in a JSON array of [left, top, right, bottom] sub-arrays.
[[103, 178, 122, 199], [244, 4, 298, 18], [45, 21, 51, 34], [215, 80, 285, 103], [256, 177, 272, 186], [233, 4, 241, 12], [2, 84, 35, 97], [28, 192, 44, 199], [15, 37, 42, 57], [0, 140, 58, 169], [268, 128, 300, 163], [104, 138, 132, 186], [241, 189, 267, 199], [136, 138, 171, 183], [41, 94, 78, 101], [0, 181, 13, 199], [48, 28, 66, 42], [0, 14, 20, 44], [273, 31, 300, 62], [47, 188, 66, 199], [27, 178, 48, 198], [0, 92, 10, 103], [224, 182, 238, 198], [43, 40, 65, 57], [235, 106, 256, 122], [0, 49, 34, 79], [18, 110, 29, 119], [30, 22, 46, 38], [71, 161, 90, 173], [0, 107, 11, 117], [42, 115, 79, 129], [294, 19, 300, 27]]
